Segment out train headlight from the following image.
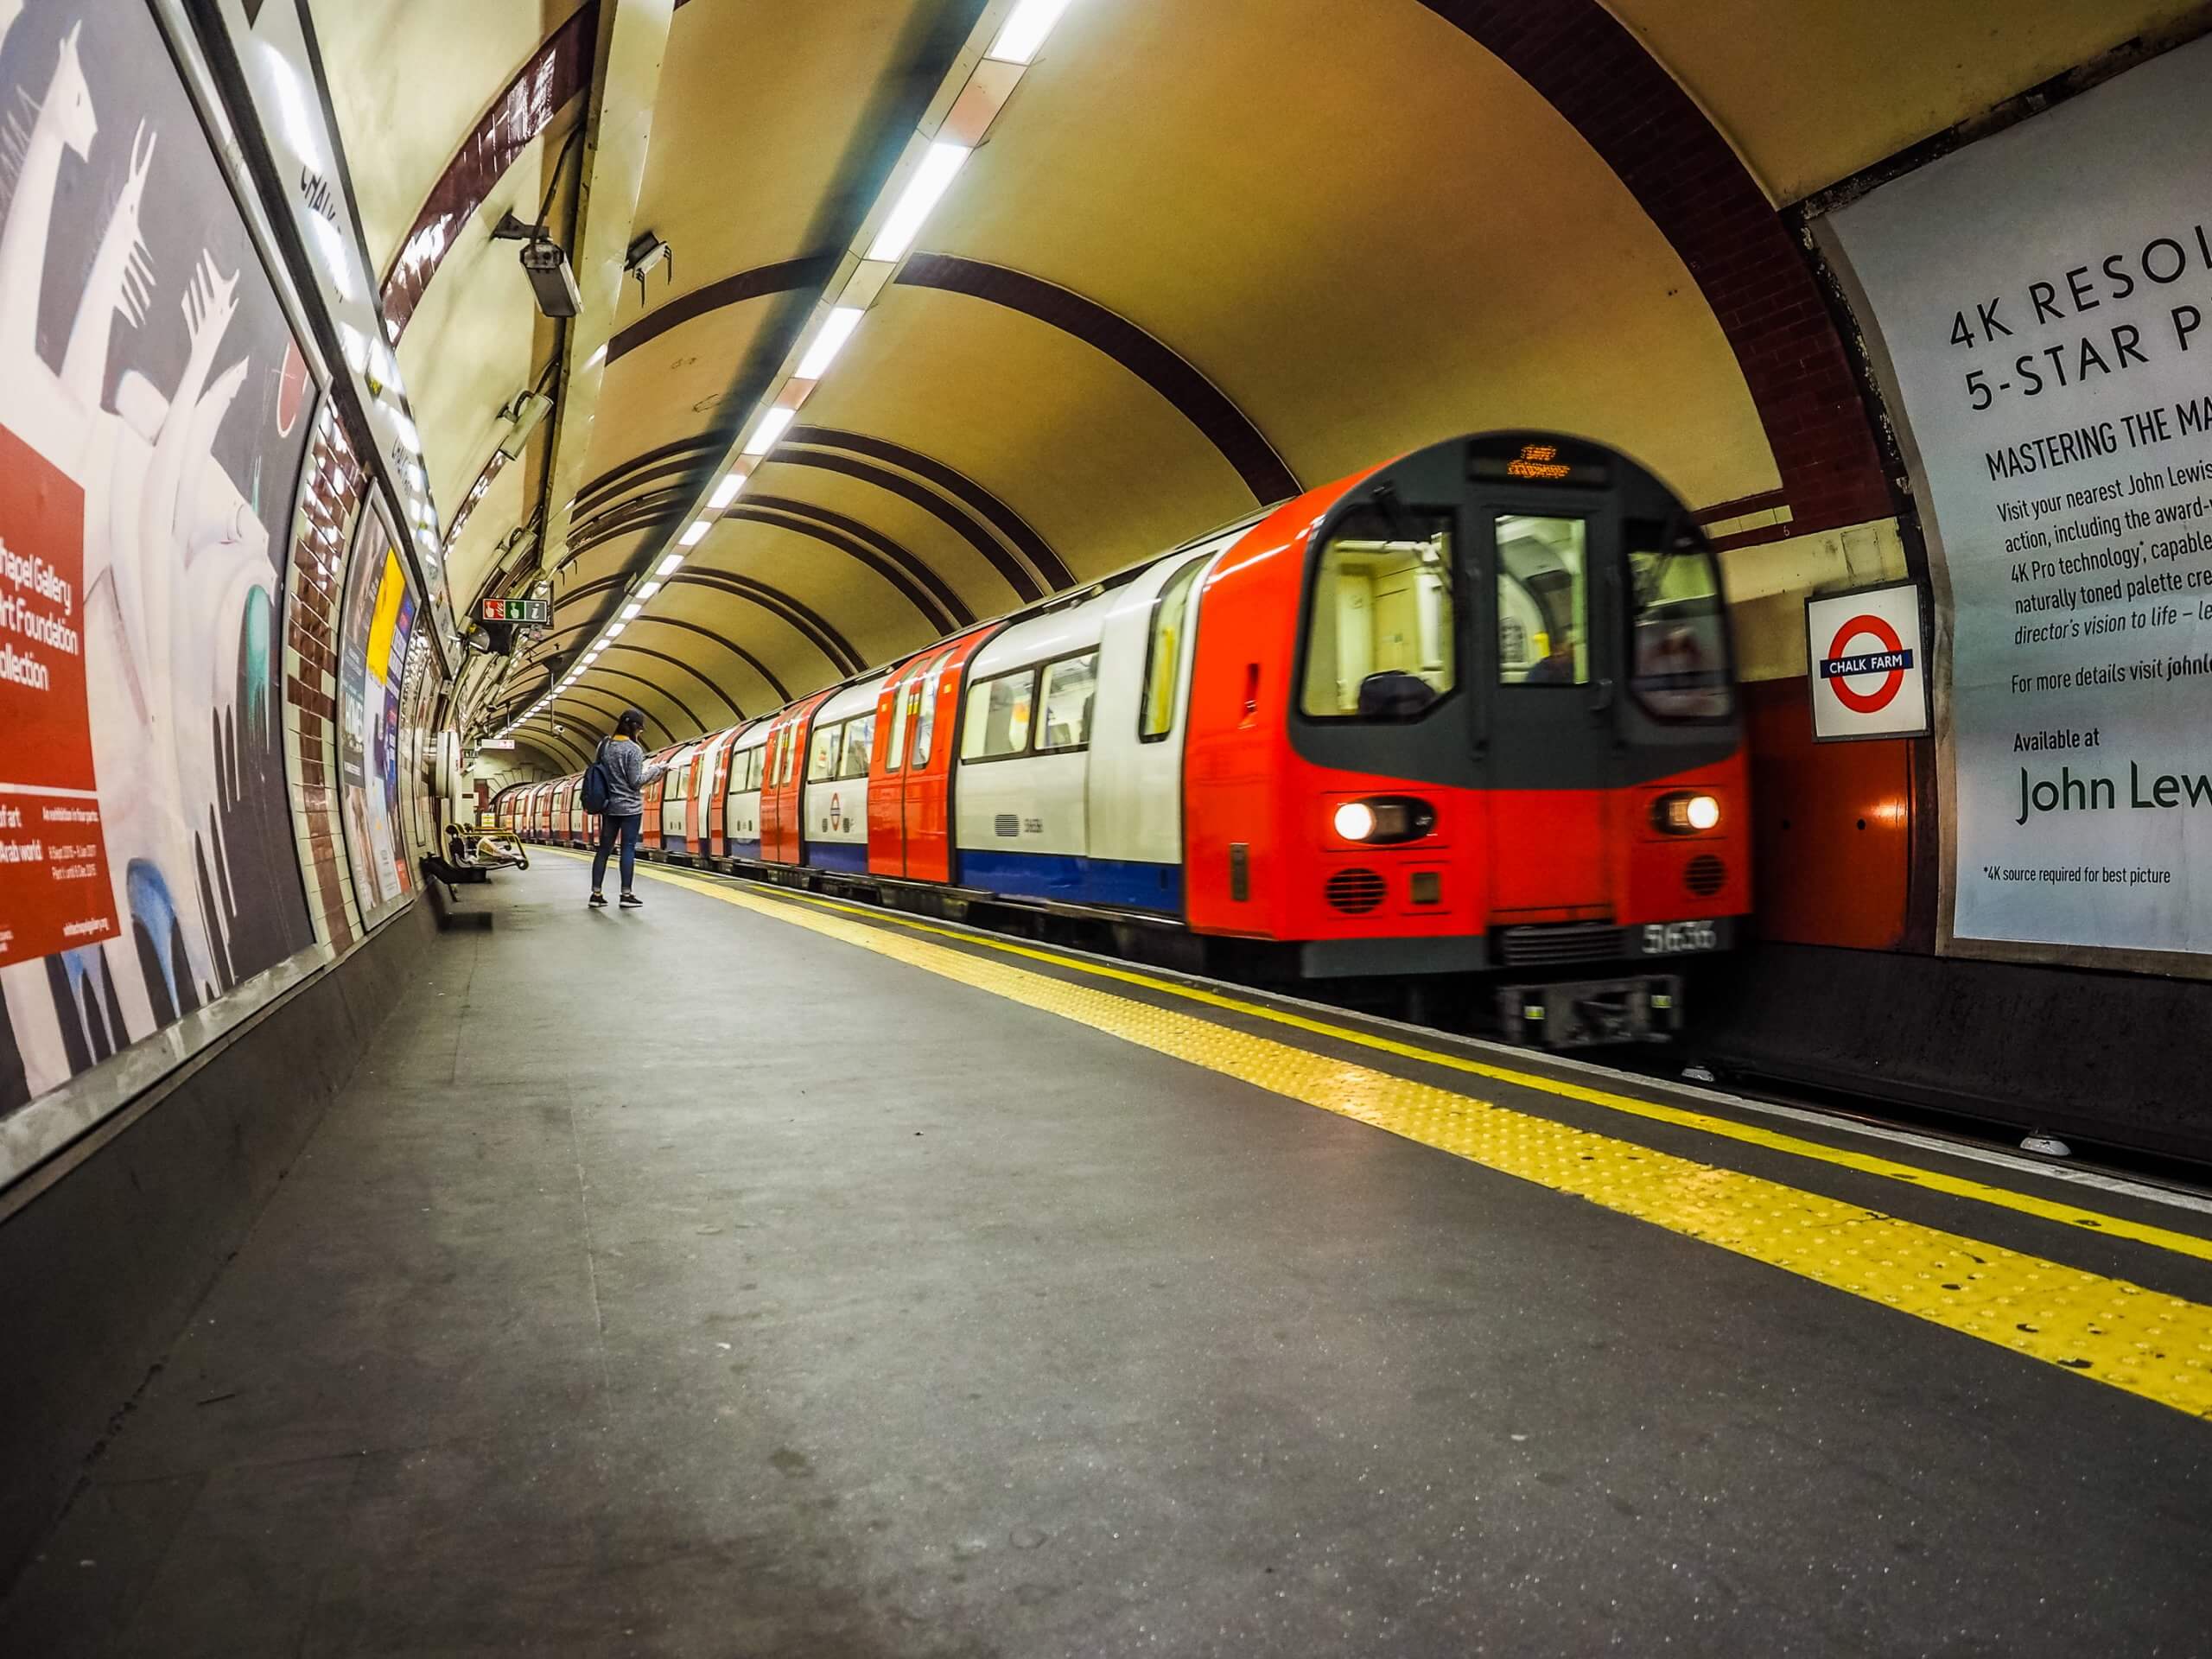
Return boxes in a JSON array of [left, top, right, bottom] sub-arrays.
[[1654, 791, 1722, 834], [1331, 797, 1435, 844]]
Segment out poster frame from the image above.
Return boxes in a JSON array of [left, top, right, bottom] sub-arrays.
[[1810, 55, 2212, 982], [0, 0, 346, 1195]]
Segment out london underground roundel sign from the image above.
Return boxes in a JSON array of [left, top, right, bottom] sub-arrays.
[[1807, 582, 1931, 740]]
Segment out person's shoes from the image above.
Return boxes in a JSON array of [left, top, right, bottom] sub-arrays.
[[620, 892, 644, 908], [589, 892, 607, 907]]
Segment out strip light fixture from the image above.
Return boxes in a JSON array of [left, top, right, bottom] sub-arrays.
[[524, 0, 1083, 749]]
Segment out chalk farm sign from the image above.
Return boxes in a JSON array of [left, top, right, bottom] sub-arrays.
[[1827, 35, 2212, 969]]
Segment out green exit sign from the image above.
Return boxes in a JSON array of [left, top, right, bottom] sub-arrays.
[[480, 596, 551, 626]]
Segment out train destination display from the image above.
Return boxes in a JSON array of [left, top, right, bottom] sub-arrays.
[[1828, 35, 2212, 966]]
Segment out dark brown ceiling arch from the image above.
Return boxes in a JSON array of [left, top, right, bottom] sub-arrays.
[[575, 664, 707, 735], [607, 253, 841, 364], [894, 254, 1301, 507], [728, 499, 967, 634], [547, 686, 672, 747], [600, 643, 747, 722], [764, 448, 1050, 601], [573, 435, 721, 520], [626, 615, 794, 705], [1409, 0, 1890, 532], [669, 569, 865, 677], [788, 425, 1072, 592]]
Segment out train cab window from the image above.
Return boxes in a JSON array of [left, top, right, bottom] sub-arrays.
[[807, 721, 843, 783], [962, 670, 1035, 760], [1141, 556, 1206, 740], [1037, 653, 1097, 752], [912, 655, 946, 766], [1496, 516, 1589, 687], [1628, 521, 1732, 719], [1300, 511, 1456, 718], [840, 714, 875, 779]]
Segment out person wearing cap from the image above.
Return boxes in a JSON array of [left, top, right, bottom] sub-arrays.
[[589, 709, 667, 908]]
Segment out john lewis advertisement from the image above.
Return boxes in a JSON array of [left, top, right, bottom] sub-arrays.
[[1827, 35, 2212, 968], [0, 1, 316, 1116]]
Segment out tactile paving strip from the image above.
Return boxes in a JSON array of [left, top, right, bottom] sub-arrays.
[[641, 863, 2212, 1421]]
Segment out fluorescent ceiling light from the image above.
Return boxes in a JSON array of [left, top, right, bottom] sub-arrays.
[[987, 0, 1075, 64], [679, 519, 711, 546], [657, 553, 686, 577], [605, 621, 626, 639], [637, 581, 662, 600], [708, 474, 745, 510], [621, 602, 643, 620], [796, 307, 866, 380], [741, 406, 796, 457], [867, 142, 969, 262]]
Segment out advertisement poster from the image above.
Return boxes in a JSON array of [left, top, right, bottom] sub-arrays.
[[1827, 36, 2212, 966], [339, 512, 416, 921], [0, 2, 317, 1115]]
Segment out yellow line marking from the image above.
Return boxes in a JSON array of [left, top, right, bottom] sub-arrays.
[[605, 857, 2212, 1421], [728, 873, 2212, 1269]]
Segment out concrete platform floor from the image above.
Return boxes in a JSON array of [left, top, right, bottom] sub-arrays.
[[5, 857, 2212, 1656]]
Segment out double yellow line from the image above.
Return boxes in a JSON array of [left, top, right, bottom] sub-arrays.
[[601, 854, 2212, 1421]]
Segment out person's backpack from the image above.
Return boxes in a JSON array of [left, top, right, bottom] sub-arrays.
[[580, 741, 613, 815]]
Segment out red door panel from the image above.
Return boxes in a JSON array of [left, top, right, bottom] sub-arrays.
[[903, 628, 998, 886]]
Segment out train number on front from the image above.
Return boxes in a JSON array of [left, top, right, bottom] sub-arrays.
[[1643, 920, 1717, 955]]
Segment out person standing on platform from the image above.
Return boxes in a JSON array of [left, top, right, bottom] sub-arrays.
[[588, 709, 665, 909]]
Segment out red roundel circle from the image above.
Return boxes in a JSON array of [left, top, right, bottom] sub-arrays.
[[1826, 614, 1905, 714]]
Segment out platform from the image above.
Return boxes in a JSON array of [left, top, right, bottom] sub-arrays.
[[5, 858, 2210, 1656]]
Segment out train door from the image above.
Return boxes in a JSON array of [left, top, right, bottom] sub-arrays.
[[867, 658, 928, 877], [1478, 456, 1620, 918], [761, 692, 831, 865], [1089, 545, 1227, 911], [901, 627, 998, 885], [695, 729, 737, 856], [724, 725, 768, 856]]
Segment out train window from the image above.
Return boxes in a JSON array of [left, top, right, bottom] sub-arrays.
[[1496, 516, 1588, 687], [807, 721, 843, 783], [885, 677, 912, 772], [1627, 520, 1732, 719], [1037, 653, 1097, 752], [840, 713, 876, 779], [962, 670, 1035, 760], [912, 654, 946, 766], [1141, 556, 1207, 740], [1300, 511, 1456, 717]]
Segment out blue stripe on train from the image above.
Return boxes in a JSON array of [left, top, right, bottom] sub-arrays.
[[805, 840, 870, 874], [728, 836, 761, 857], [954, 850, 1182, 913]]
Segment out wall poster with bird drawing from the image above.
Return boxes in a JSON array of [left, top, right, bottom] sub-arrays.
[[0, 0, 318, 1116]]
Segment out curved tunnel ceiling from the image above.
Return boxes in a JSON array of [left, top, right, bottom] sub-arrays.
[[308, 0, 2208, 772]]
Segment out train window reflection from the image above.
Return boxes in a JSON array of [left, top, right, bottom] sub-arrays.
[[1497, 516, 1588, 687], [912, 655, 946, 766], [840, 714, 875, 778], [962, 670, 1034, 760], [1141, 556, 1207, 739], [1627, 521, 1732, 719], [1300, 511, 1455, 718], [808, 721, 843, 783], [886, 676, 912, 772], [1038, 653, 1097, 752]]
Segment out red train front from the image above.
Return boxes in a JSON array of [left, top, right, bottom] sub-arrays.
[[1178, 431, 1748, 1042]]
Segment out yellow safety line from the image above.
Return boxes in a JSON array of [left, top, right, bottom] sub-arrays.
[[609, 858, 2212, 1421], [734, 876, 2212, 1269]]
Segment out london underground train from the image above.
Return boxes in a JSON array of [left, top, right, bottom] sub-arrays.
[[505, 432, 1749, 1046]]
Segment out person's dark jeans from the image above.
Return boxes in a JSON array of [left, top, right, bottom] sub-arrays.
[[592, 813, 642, 893]]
